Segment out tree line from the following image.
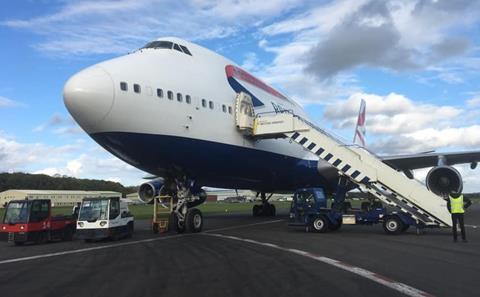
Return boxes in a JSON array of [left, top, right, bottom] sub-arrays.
[[0, 172, 138, 197]]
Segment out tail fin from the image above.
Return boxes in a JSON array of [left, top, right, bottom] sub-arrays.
[[353, 99, 366, 147]]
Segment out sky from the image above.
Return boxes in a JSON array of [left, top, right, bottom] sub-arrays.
[[0, 0, 480, 191]]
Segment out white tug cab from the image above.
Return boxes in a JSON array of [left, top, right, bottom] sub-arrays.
[[76, 197, 134, 241]]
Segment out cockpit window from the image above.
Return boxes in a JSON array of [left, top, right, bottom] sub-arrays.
[[142, 41, 173, 49], [180, 45, 192, 56], [173, 43, 182, 52], [141, 40, 192, 56]]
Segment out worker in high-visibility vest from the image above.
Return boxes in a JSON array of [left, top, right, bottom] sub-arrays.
[[447, 191, 472, 242]]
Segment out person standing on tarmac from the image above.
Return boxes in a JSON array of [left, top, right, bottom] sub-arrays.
[[447, 191, 472, 242]]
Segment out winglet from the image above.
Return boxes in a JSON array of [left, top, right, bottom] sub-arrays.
[[353, 99, 366, 147]]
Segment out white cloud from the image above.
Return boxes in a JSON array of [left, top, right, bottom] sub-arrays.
[[467, 96, 480, 107], [324, 92, 462, 134], [0, 95, 24, 108], [2, 0, 301, 56], [0, 133, 144, 186]]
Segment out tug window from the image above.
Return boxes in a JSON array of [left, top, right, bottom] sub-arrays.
[[157, 88, 163, 98], [133, 84, 141, 93], [167, 91, 173, 100], [120, 82, 128, 91]]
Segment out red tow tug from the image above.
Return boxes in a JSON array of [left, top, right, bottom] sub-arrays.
[[0, 199, 76, 245]]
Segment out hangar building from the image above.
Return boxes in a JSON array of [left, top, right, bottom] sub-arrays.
[[0, 190, 121, 208]]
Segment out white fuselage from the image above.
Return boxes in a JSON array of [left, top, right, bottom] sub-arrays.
[[64, 37, 337, 192]]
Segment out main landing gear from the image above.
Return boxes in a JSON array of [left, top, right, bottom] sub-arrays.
[[252, 192, 276, 217], [157, 177, 206, 234]]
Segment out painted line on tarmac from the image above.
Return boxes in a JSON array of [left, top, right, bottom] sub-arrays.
[[466, 224, 479, 229], [204, 233, 434, 297], [0, 219, 282, 266]]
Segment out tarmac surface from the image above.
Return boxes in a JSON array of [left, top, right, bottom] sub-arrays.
[[1, 204, 480, 297]]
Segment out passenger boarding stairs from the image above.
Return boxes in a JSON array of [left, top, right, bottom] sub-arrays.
[[235, 93, 451, 228]]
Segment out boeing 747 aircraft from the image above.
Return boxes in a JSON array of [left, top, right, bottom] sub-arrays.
[[63, 37, 480, 233]]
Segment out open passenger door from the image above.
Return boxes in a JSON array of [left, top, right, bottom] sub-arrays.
[[235, 92, 255, 136]]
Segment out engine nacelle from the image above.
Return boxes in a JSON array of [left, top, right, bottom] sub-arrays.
[[426, 166, 463, 196], [138, 178, 164, 204]]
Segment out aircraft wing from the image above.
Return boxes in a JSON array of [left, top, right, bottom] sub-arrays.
[[381, 150, 480, 171]]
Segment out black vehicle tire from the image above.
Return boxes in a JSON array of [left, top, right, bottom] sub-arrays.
[[126, 222, 134, 238], [186, 208, 203, 233], [311, 216, 329, 233], [383, 216, 404, 235], [252, 205, 261, 216], [63, 226, 74, 241], [402, 224, 410, 232], [329, 220, 342, 231], [269, 204, 276, 217]]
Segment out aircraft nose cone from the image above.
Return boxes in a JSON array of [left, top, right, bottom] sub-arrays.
[[63, 66, 114, 133]]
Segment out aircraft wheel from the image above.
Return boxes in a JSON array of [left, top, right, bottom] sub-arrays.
[[269, 203, 276, 217], [311, 216, 329, 233], [383, 216, 404, 235], [252, 205, 261, 216], [186, 208, 203, 233]]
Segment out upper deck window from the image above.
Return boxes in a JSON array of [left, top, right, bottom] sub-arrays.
[[142, 41, 173, 49], [157, 88, 163, 98], [177, 93, 183, 102], [209, 101, 214, 109], [120, 82, 128, 91], [167, 91, 173, 100], [186, 95, 191, 104], [201, 99, 207, 107]]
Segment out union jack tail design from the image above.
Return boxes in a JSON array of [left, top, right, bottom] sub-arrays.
[[353, 99, 366, 147]]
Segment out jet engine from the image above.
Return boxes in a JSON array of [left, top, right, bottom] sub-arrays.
[[426, 166, 463, 196], [138, 178, 164, 203]]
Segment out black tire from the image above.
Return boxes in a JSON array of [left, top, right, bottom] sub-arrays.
[[329, 220, 342, 231], [269, 204, 276, 217], [402, 224, 410, 232], [252, 205, 261, 216], [186, 208, 203, 233], [126, 222, 134, 238], [63, 226, 74, 241], [383, 216, 404, 235], [311, 216, 329, 233]]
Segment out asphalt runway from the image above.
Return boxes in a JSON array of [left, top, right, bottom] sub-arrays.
[[1, 205, 479, 297]]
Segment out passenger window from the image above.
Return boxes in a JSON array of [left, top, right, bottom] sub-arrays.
[[157, 88, 163, 98], [173, 44, 182, 52], [167, 91, 173, 100], [222, 104, 226, 113], [177, 93, 183, 102], [209, 101, 214, 109], [186, 95, 191, 104], [202, 99, 207, 107], [228, 106, 232, 114], [120, 82, 128, 91], [134, 84, 141, 93], [180, 45, 192, 56]]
